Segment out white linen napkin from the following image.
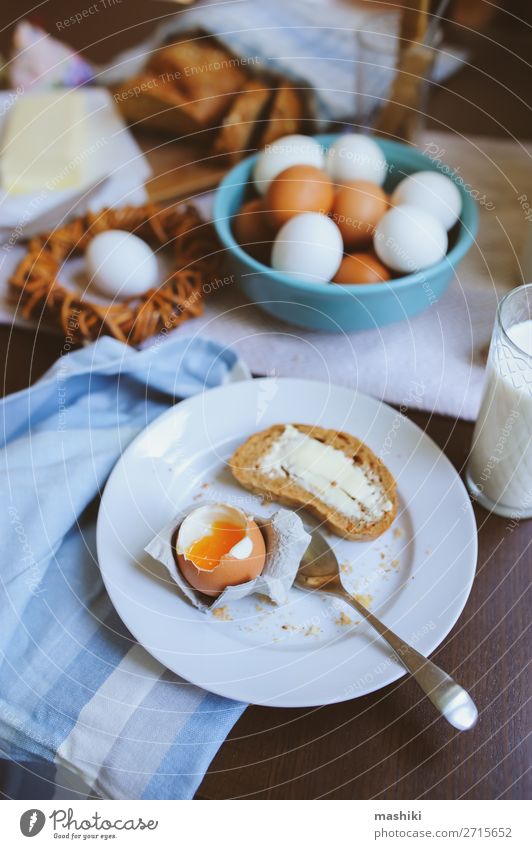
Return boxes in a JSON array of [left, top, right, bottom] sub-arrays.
[[0, 87, 151, 240]]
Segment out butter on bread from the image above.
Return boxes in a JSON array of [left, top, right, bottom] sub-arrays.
[[229, 424, 397, 541]]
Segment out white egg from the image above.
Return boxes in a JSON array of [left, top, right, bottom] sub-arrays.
[[271, 212, 343, 284], [326, 134, 387, 186], [373, 204, 448, 273], [85, 230, 158, 298], [391, 170, 462, 230], [253, 134, 324, 195]]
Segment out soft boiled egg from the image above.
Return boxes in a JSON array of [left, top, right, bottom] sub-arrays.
[[175, 503, 266, 596]]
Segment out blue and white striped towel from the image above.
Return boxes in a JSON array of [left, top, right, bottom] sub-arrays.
[[0, 334, 247, 799]]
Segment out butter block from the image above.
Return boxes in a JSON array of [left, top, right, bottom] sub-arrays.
[[1, 91, 88, 194], [145, 505, 311, 612]]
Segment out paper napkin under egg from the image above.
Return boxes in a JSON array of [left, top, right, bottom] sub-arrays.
[[146, 506, 310, 611]]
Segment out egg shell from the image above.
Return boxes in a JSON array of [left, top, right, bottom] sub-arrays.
[[271, 212, 343, 284], [266, 164, 334, 228], [175, 503, 266, 597], [331, 180, 388, 249], [232, 198, 275, 264], [391, 170, 462, 230], [333, 252, 391, 285], [145, 506, 312, 612], [85, 230, 158, 298], [326, 134, 387, 186], [253, 134, 324, 195], [373, 204, 448, 273]]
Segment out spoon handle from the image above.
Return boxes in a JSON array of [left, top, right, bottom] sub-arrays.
[[339, 590, 478, 731]]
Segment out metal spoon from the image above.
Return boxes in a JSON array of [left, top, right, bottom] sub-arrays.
[[295, 529, 478, 731]]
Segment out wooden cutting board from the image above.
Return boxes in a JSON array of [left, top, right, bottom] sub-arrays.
[[137, 133, 229, 204]]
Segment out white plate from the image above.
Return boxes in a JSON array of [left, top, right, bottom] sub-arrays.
[[96, 379, 477, 707]]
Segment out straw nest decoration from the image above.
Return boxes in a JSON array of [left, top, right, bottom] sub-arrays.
[[9, 204, 219, 345]]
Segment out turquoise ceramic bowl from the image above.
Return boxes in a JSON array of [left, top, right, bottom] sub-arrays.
[[213, 134, 478, 332]]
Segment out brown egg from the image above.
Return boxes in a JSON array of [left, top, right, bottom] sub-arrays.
[[331, 180, 388, 249], [333, 252, 391, 285], [175, 504, 266, 597], [265, 164, 334, 229], [232, 198, 274, 264]]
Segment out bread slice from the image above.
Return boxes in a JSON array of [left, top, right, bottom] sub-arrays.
[[113, 73, 226, 136], [229, 424, 397, 541], [148, 33, 248, 124], [213, 80, 274, 163], [257, 84, 306, 148]]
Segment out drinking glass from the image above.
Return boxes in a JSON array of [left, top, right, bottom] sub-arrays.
[[355, 12, 437, 139], [356, 13, 401, 129], [466, 284, 532, 519]]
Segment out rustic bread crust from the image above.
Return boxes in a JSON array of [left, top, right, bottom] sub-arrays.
[[148, 36, 248, 118], [213, 80, 274, 162], [257, 84, 305, 147], [229, 424, 397, 541], [113, 74, 227, 135]]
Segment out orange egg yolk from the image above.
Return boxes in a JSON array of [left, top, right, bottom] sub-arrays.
[[185, 521, 246, 571]]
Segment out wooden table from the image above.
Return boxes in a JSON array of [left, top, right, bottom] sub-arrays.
[[1, 326, 530, 800], [1, 0, 530, 802]]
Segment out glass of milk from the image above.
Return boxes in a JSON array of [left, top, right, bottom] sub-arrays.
[[467, 284, 532, 518]]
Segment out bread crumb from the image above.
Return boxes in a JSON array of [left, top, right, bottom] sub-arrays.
[[255, 603, 264, 612], [212, 605, 232, 621], [391, 559, 399, 569], [340, 562, 352, 574], [336, 611, 353, 627], [393, 527, 403, 538], [305, 624, 321, 637], [353, 593, 373, 608], [380, 552, 386, 560], [201, 482, 210, 489], [281, 623, 298, 631], [256, 593, 275, 606]]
